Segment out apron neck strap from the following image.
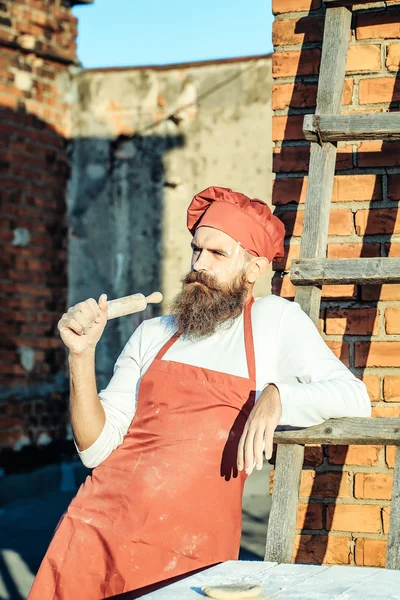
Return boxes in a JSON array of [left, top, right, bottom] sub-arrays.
[[156, 297, 256, 383], [155, 331, 179, 360], [243, 296, 256, 383]]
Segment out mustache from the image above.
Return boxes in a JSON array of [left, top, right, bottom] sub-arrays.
[[171, 268, 249, 339], [182, 270, 222, 291]]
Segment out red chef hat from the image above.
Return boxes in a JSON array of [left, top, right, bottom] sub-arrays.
[[187, 186, 285, 261]]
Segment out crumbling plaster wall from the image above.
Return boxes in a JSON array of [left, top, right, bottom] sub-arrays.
[[68, 56, 273, 387]]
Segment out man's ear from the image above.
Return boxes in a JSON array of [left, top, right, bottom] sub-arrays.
[[246, 256, 270, 284]]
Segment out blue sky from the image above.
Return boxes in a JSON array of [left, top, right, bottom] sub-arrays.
[[73, 0, 274, 69]]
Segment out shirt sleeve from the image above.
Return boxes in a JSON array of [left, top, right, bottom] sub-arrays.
[[270, 301, 371, 427], [76, 323, 144, 468]]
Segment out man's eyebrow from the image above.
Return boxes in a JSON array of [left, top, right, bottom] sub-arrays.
[[191, 242, 229, 256]]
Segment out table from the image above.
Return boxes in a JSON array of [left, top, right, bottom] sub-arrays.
[[141, 560, 400, 599]]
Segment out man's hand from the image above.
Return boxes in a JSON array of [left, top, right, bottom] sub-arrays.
[[237, 384, 282, 476], [58, 294, 108, 356]]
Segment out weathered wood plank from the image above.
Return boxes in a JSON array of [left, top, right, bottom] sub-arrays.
[[291, 258, 400, 286], [265, 444, 304, 563], [304, 113, 400, 143], [294, 142, 338, 323], [316, 7, 352, 115], [295, 7, 352, 323], [386, 446, 400, 570], [274, 418, 400, 446], [294, 287, 322, 328]]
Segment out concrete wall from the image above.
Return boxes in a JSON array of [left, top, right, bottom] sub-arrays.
[[69, 56, 273, 388]]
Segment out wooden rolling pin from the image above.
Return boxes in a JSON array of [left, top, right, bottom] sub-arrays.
[[106, 292, 163, 320]]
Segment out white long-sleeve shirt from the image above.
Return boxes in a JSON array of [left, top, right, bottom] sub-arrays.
[[77, 294, 371, 468]]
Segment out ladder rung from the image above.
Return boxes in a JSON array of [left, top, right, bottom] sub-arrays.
[[275, 417, 400, 445], [290, 258, 400, 286], [303, 113, 400, 143]]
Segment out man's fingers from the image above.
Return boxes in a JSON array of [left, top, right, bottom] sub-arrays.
[[73, 310, 93, 334], [253, 427, 265, 470], [63, 317, 84, 336], [98, 294, 108, 313], [86, 298, 102, 322], [237, 429, 247, 471], [237, 420, 251, 471], [244, 427, 256, 475], [264, 426, 275, 460], [77, 301, 97, 324]]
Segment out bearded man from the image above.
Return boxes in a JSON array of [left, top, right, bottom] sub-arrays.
[[28, 186, 371, 600]]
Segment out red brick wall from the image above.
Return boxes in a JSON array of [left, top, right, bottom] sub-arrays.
[[272, 0, 400, 567], [0, 0, 80, 467]]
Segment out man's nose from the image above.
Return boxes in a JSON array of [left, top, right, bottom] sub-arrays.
[[192, 252, 209, 272]]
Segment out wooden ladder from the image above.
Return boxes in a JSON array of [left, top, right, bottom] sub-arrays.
[[265, 0, 400, 569]]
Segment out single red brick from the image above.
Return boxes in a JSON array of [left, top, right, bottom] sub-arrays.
[[358, 141, 400, 168], [272, 177, 307, 205], [273, 278, 357, 301], [272, 17, 324, 46], [359, 78, 400, 105], [327, 445, 382, 466], [327, 242, 380, 259], [384, 376, 400, 402], [273, 145, 311, 172], [278, 209, 353, 237], [326, 308, 379, 336], [383, 506, 390, 535], [355, 209, 400, 236], [362, 284, 400, 302], [272, 79, 353, 110], [386, 446, 396, 469], [386, 43, 400, 71], [356, 12, 400, 41], [272, 49, 321, 78], [304, 445, 324, 467], [358, 375, 380, 402], [272, 82, 317, 110], [354, 473, 393, 500], [385, 307, 400, 334], [331, 174, 381, 203], [356, 342, 400, 368], [322, 285, 357, 300], [296, 502, 324, 530], [272, 115, 306, 142], [300, 470, 351, 499], [346, 44, 381, 72], [372, 405, 400, 418], [294, 534, 351, 565], [355, 538, 387, 567], [272, 0, 321, 13], [327, 504, 381, 534]]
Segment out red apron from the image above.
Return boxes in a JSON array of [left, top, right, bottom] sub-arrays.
[[28, 299, 256, 599]]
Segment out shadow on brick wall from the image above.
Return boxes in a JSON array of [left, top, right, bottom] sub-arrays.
[[0, 103, 185, 477], [0, 103, 72, 475], [271, 4, 400, 565]]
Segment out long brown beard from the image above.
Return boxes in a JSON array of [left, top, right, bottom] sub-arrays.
[[169, 270, 249, 340]]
